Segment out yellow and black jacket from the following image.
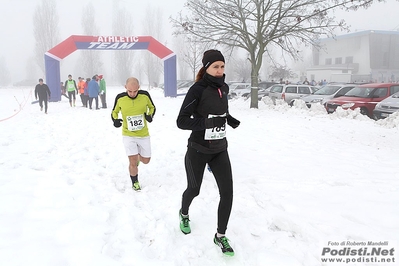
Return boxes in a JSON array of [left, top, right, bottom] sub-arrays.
[[111, 90, 156, 137]]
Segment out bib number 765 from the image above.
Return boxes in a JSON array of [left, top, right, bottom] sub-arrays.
[[204, 113, 226, 140]]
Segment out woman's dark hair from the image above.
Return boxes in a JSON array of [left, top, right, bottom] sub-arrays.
[[195, 67, 206, 82]]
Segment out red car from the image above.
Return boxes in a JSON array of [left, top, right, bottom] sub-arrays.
[[325, 83, 399, 117]]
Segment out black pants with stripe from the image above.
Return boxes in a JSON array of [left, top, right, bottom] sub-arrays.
[[38, 97, 48, 113], [181, 147, 233, 234]]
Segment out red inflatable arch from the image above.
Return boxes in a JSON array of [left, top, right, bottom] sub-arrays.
[[45, 35, 177, 101]]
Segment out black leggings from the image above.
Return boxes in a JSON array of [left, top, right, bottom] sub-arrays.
[[67, 91, 76, 103], [181, 147, 233, 234], [38, 98, 48, 112]]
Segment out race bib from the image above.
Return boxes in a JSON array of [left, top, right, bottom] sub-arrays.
[[204, 113, 226, 140], [126, 114, 144, 131], [68, 83, 74, 89]]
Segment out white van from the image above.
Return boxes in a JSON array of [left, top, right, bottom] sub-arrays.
[[268, 84, 316, 105]]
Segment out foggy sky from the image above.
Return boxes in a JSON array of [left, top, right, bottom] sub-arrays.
[[1, 0, 399, 84], [0, 0, 186, 83]]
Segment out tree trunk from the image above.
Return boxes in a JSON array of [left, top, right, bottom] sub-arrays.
[[250, 63, 260, 108]]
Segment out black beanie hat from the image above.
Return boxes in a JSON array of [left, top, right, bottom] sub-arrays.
[[202, 49, 225, 69]]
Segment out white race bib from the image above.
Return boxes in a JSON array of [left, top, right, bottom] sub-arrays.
[[204, 113, 226, 140], [126, 114, 144, 131]]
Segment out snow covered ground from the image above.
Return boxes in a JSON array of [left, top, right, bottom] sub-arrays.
[[0, 86, 398, 266]]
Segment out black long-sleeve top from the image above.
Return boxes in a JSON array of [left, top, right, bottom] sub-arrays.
[[176, 73, 230, 154], [34, 83, 51, 99]]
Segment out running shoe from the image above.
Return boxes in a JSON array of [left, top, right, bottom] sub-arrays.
[[213, 234, 234, 256], [179, 209, 191, 234], [132, 181, 141, 191]]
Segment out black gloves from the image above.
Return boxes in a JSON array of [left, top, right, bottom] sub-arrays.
[[205, 116, 226, 129], [204, 115, 239, 129], [144, 113, 153, 123], [113, 119, 123, 128], [227, 115, 240, 129]]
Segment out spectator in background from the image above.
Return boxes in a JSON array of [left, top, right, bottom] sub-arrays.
[[88, 74, 100, 110], [98, 74, 107, 108], [83, 78, 90, 108], [60, 82, 65, 95], [60, 82, 69, 99], [35, 78, 51, 114], [64, 74, 78, 107], [77, 77, 86, 106]]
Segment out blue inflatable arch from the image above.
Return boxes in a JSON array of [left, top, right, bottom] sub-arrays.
[[45, 35, 177, 102]]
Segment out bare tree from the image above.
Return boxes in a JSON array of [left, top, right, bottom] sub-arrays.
[[172, 35, 190, 80], [141, 5, 164, 88], [26, 57, 40, 81], [269, 65, 297, 81], [112, 2, 135, 85], [171, 0, 384, 108], [182, 35, 212, 80], [0, 56, 11, 86], [33, 0, 59, 75], [81, 2, 103, 77], [229, 52, 252, 82]]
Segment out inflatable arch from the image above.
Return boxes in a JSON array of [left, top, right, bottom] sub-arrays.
[[45, 35, 177, 102]]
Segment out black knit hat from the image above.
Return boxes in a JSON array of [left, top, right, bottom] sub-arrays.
[[202, 49, 225, 69]]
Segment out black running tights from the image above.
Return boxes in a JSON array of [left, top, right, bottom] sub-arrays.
[[181, 147, 233, 234]]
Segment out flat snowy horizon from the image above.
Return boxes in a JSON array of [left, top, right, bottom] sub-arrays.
[[0, 86, 398, 266]]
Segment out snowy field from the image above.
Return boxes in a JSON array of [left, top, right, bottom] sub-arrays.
[[0, 86, 398, 266]]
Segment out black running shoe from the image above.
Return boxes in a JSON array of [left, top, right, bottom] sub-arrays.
[[213, 234, 234, 256]]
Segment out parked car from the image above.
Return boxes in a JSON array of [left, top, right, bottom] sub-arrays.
[[257, 87, 272, 100], [229, 81, 278, 99], [177, 80, 194, 89], [295, 84, 356, 108], [176, 80, 195, 94], [228, 82, 251, 99], [268, 84, 317, 105], [373, 91, 399, 119], [311, 85, 323, 92], [258, 81, 278, 90], [254, 82, 279, 100], [325, 83, 399, 117]]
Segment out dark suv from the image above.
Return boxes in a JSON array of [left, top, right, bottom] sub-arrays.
[[325, 83, 399, 117]]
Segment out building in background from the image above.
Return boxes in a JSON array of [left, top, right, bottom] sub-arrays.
[[307, 30, 399, 83]]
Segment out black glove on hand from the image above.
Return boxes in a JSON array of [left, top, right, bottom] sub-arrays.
[[227, 114, 240, 129], [144, 113, 153, 123], [113, 119, 123, 128], [205, 116, 226, 129]]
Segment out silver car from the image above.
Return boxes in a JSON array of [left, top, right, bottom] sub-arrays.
[[257, 84, 280, 100], [296, 84, 355, 108], [373, 92, 399, 119], [268, 84, 316, 105], [228, 82, 251, 99]]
